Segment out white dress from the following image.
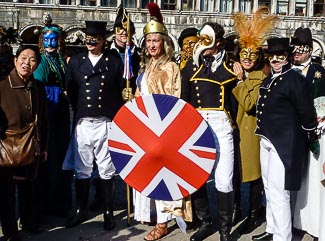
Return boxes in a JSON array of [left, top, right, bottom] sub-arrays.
[[293, 132, 325, 239], [133, 72, 183, 224]]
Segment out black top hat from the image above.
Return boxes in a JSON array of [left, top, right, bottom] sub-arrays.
[[178, 27, 198, 47], [84, 21, 107, 36], [266, 37, 292, 54], [113, 5, 135, 35], [290, 27, 313, 48]]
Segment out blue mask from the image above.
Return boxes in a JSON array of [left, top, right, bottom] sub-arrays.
[[42, 32, 59, 49]]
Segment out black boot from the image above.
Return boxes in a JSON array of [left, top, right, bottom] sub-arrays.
[[190, 185, 212, 241], [232, 150, 242, 227], [65, 178, 90, 228], [216, 190, 233, 241], [231, 201, 242, 227], [100, 177, 116, 231], [89, 178, 103, 212], [241, 178, 264, 234]]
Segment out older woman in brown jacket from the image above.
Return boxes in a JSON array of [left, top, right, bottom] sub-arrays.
[[0, 44, 48, 241]]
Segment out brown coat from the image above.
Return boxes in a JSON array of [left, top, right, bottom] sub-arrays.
[[0, 69, 48, 157], [232, 70, 265, 182]]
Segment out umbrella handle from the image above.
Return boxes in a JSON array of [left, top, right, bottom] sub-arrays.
[[126, 184, 131, 226]]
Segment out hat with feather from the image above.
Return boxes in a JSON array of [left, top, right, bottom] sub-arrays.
[[114, 4, 135, 35], [143, 3, 168, 36], [231, 6, 278, 55]]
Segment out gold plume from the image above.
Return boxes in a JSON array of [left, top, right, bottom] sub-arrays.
[[232, 6, 279, 50]]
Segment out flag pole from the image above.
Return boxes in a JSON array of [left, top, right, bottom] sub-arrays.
[[124, 12, 132, 227]]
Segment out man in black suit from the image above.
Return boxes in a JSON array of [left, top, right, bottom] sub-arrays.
[[253, 38, 317, 241], [64, 20, 124, 231]]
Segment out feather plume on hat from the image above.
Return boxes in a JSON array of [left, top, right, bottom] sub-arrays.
[[143, 3, 168, 36], [147, 2, 164, 23], [232, 6, 278, 50]]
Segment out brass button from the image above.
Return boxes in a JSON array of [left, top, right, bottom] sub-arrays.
[[87, 97, 91, 100], [98, 105, 102, 108], [196, 93, 200, 97], [98, 97, 102, 100], [195, 86, 199, 90], [101, 82, 104, 85], [86, 90, 90, 93], [99, 89, 103, 92], [86, 82, 90, 86], [197, 100, 201, 104], [84, 76, 88, 79], [101, 75, 105, 79], [87, 104, 92, 108]]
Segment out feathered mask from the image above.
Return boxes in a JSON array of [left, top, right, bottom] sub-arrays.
[[232, 6, 278, 50], [143, 3, 168, 36]]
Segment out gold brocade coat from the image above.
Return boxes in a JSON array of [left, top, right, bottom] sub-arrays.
[[142, 57, 191, 221], [144, 58, 181, 97], [232, 70, 265, 182]]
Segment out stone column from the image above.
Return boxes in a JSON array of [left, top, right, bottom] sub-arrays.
[[215, 0, 221, 12], [253, 0, 258, 12], [233, 0, 239, 12], [306, 0, 313, 17], [177, 0, 182, 10], [195, 0, 201, 11], [288, 0, 295, 16], [270, 0, 277, 14]]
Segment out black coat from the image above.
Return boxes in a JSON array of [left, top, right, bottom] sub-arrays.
[[108, 41, 141, 94], [181, 58, 238, 126], [255, 63, 317, 190], [66, 49, 124, 122]]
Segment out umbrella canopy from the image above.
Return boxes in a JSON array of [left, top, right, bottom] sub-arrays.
[[108, 94, 217, 201]]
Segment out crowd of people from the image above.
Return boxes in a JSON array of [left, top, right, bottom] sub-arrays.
[[0, 3, 325, 241]]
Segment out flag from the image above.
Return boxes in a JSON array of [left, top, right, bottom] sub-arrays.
[[123, 43, 133, 80], [108, 94, 217, 201]]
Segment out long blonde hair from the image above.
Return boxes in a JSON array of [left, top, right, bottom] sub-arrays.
[[140, 33, 174, 73]]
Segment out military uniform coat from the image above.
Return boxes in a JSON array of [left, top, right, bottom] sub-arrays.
[[181, 58, 238, 123], [232, 70, 265, 182], [66, 49, 124, 122], [255, 63, 317, 190]]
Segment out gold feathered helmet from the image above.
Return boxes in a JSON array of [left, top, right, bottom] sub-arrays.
[[143, 3, 168, 36], [192, 22, 224, 67], [231, 6, 279, 61]]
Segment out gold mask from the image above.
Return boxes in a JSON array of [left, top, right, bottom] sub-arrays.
[[239, 48, 259, 61]]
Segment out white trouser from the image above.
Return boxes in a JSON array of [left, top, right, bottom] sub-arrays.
[[199, 110, 234, 193], [74, 117, 115, 179], [260, 137, 292, 241]]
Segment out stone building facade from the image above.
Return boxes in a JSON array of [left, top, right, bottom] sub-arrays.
[[0, 0, 324, 62]]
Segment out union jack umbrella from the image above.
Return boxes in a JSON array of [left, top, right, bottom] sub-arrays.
[[108, 94, 217, 201]]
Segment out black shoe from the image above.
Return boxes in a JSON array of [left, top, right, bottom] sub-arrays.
[[251, 232, 273, 240], [65, 210, 88, 228], [190, 223, 212, 241], [103, 211, 116, 231], [219, 232, 232, 241]]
